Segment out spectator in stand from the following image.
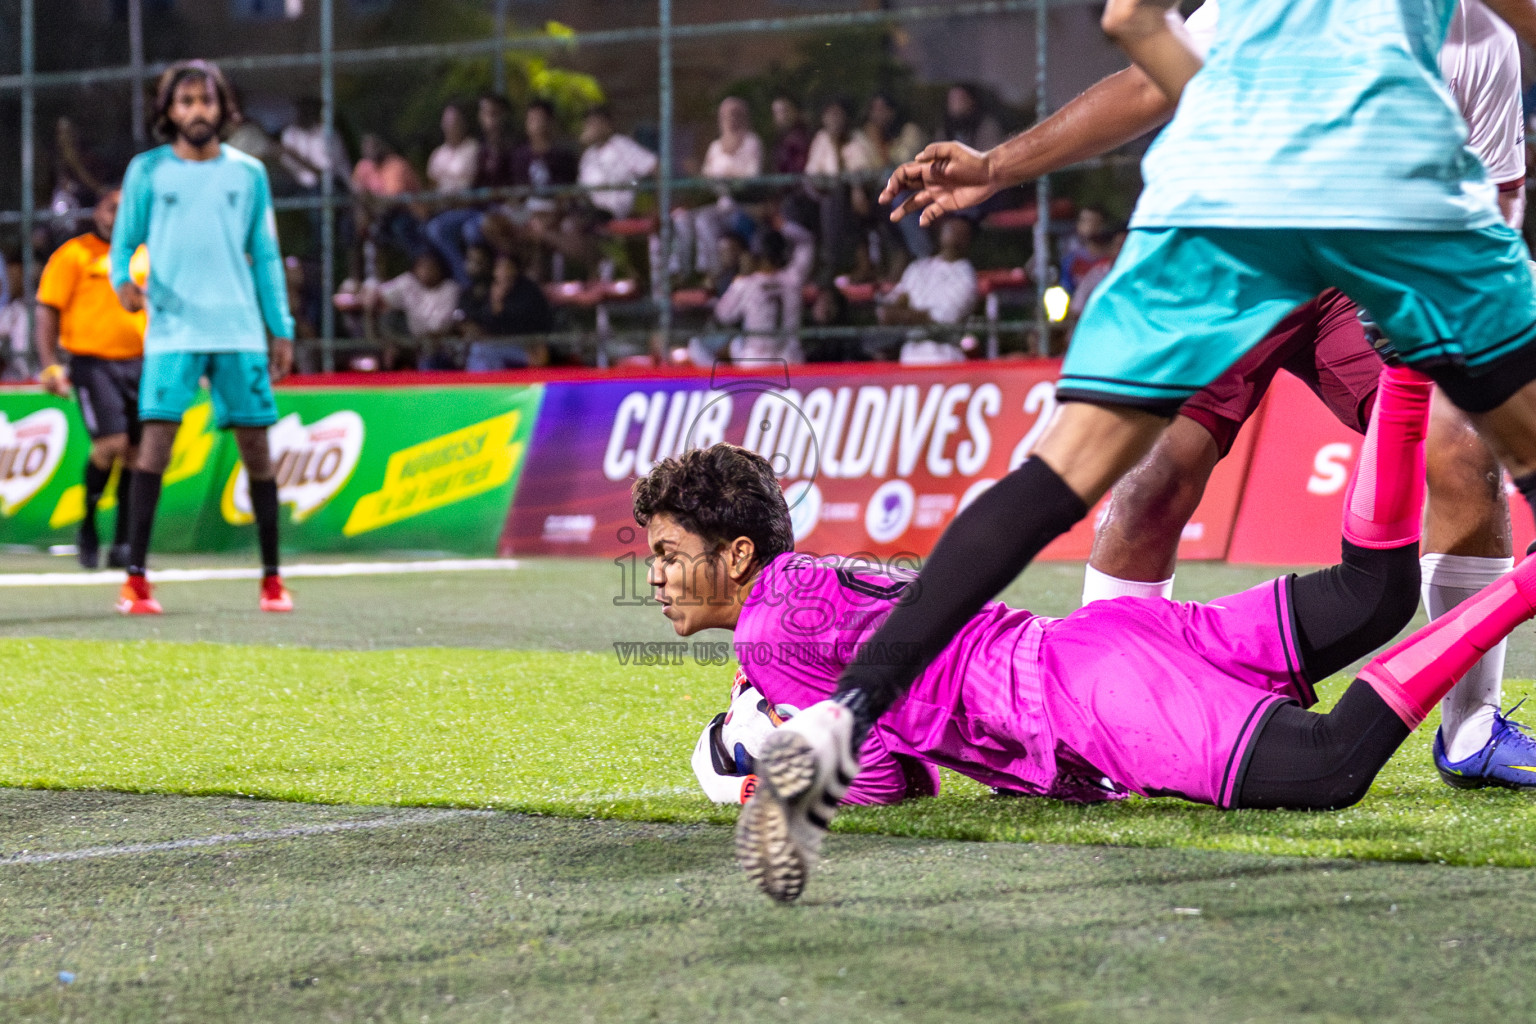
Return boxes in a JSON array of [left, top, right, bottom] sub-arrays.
[[1058, 205, 1116, 293], [364, 250, 461, 369], [713, 226, 815, 365], [709, 230, 751, 297], [851, 93, 926, 170], [0, 256, 29, 381], [426, 94, 517, 288], [280, 97, 350, 193], [805, 98, 864, 280], [352, 133, 426, 262], [578, 105, 658, 221], [461, 253, 554, 370], [877, 217, 978, 364], [771, 94, 812, 175], [427, 104, 480, 196], [512, 99, 579, 193], [671, 97, 763, 279], [942, 84, 1003, 153]]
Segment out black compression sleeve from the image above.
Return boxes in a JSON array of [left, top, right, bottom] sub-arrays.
[[1289, 540, 1420, 683], [1235, 681, 1409, 810]]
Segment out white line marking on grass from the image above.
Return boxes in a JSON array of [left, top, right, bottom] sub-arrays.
[[581, 785, 697, 803], [0, 808, 493, 866], [0, 559, 522, 588]]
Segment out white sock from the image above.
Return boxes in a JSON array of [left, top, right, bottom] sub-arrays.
[[1081, 565, 1175, 606], [1422, 553, 1513, 762]]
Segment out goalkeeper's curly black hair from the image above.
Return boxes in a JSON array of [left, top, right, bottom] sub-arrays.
[[632, 444, 794, 570]]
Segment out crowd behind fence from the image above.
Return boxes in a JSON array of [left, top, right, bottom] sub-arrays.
[[0, 0, 1147, 381]]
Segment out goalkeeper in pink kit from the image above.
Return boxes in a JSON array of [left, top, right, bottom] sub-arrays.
[[635, 365, 1536, 901]]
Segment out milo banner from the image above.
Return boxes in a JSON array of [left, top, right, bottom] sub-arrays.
[[0, 384, 542, 555], [500, 362, 1257, 562]]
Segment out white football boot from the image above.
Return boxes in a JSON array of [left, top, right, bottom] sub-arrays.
[[735, 700, 860, 903]]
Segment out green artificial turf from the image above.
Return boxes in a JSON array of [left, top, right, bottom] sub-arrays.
[[8, 789, 1536, 1024], [5, 637, 1536, 867]]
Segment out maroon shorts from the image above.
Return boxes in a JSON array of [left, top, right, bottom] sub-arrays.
[[1180, 288, 1381, 456]]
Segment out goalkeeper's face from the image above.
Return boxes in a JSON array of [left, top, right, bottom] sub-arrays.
[[647, 514, 754, 636]]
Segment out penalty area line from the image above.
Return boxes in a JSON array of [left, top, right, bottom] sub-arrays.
[[0, 808, 494, 866], [0, 558, 522, 588]]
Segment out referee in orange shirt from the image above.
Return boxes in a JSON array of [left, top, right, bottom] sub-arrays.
[[34, 186, 149, 569]]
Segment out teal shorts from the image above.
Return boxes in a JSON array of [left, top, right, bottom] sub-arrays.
[[1061, 223, 1536, 415], [139, 350, 278, 428]]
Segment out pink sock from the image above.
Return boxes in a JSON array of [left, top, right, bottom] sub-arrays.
[[1342, 365, 1434, 549], [1360, 556, 1536, 728]]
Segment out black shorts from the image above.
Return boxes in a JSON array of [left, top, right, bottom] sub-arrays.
[[70, 355, 143, 443]]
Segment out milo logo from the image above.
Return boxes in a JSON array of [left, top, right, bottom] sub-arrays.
[[222, 410, 365, 524], [0, 409, 68, 516]]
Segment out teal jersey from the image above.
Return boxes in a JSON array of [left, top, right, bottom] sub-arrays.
[[110, 144, 295, 354], [1133, 0, 1500, 231]]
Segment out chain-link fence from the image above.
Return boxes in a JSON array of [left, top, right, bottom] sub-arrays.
[[0, 0, 1141, 374]]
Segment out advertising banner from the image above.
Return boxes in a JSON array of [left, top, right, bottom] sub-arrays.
[[0, 384, 542, 555], [1226, 374, 1536, 564], [0, 392, 224, 552], [501, 362, 1255, 563]]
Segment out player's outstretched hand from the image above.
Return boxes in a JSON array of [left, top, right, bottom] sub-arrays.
[[115, 281, 145, 313], [269, 338, 294, 383], [880, 141, 998, 226]]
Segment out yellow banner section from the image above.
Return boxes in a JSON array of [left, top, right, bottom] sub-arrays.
[[342, 411, 523, 537]]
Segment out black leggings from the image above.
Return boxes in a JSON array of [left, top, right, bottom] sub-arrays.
[[1235, 541, 1419, 810]]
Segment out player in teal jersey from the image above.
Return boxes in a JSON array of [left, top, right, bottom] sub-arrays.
[[739, 0, 1536, 883], [109, 60, 296, 615]]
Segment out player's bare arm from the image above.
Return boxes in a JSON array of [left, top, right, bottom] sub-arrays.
[[881, 66, 1172, 225], [33, 303, 69, 397], [1101, 0, 1204, 104]]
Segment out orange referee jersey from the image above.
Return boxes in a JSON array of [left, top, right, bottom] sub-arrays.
[[36, 233, 148, 360]]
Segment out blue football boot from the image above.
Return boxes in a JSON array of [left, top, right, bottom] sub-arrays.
[[1434, 701, 1536, 790]]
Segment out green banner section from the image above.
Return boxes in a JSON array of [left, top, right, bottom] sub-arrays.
[[0, 385, 543, 555]]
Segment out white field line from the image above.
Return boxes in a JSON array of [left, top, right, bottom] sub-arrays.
[[0, 559, 522, 588], [0, 808, 494, 866]]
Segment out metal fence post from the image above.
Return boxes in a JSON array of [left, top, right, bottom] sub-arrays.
[[319, 0, 336, 371], [1032, 0, 1050, 356], [493, 0, 510, 96], [21, 0, 35, 359], [656, 0, 674, 357], [129, 0, 146, 150]]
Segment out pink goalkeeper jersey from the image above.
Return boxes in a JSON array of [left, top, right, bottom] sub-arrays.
[[735, 553, 1310, 808], [734, 553, 1116, 805]]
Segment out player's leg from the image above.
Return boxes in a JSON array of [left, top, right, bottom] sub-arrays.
[[836, 227, 1320, 725], [1237, 552, 1536, 810], [107, 356, 142, 569], [1286, 364, 1434, 681], [1418, 393, 1532, 784], [70, 356, 134, 570], [118, 352, 206, 614], [1082, 296, 1343, 603], [741, 229, 1321, 902], [207, 351, 291, 612]]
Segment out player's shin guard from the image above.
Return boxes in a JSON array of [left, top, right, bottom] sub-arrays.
[[113, 464, 133, 546], [82, 461, 111, 532], [1341, 365, 1434, 550], [250, 477, 281, 577], [1360, 556, 1536, 729], [125, 469, 163, 577], [833, 456, 1089, 738]]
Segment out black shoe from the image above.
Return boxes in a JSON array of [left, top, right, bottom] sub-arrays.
[[76, 526, 100, 570], [106, 543, 132, 569]]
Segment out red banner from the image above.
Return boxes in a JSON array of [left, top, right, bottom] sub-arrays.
[[1226, 373, 1534, 564], [502, 360, 1256, 563]]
